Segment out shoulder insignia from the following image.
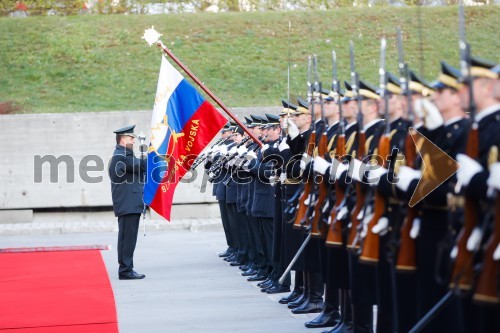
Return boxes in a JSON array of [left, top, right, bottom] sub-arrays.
[[346, 132, 357, 155], [365, 135, 374, 155], [389, 128, 398, 141], [488, 145, 498, 169], [327, 134, 337, 151]]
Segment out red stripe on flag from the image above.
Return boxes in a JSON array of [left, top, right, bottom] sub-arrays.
[[149, 101, 227, 220]]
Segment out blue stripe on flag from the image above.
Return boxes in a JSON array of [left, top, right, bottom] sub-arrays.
[[165, 79, 205, 133]]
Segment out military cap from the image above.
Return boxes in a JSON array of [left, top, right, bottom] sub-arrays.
[[409, 71, 434, 96], [233, 126, 245, 135], [341, 81, 354, 102], [264, 113, 281, 128], [260, 116, 269, 127], [280, 99, 298, 116], [466, 56, 499, 80], [320, 88, 335, 101], [293, 97, 310, 115], [114, 125, 136, 137], [221, 121, 232, 133], [244, 116, 257, 128], [430, 61, 462, 90], [358, 80, 380, 100], [250, 114, 263, 126], [387, 72, 402, 95]]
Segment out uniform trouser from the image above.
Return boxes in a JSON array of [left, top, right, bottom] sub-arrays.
[[396, 272, 418, 333], [117, 213, 140, 273], [233, 206, 251, 263], [258, 217, 274, 274], [226, 203, 241, 257], [270, 185, 284, 282], [218, 200, 234, 251], [245, 214, 260, 266], [416, 214, 453, 333], [376, 232, 396, 333], [349, 252, 376, 332]]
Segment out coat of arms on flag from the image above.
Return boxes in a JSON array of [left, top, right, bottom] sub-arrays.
[[143, 55, 227, 221]]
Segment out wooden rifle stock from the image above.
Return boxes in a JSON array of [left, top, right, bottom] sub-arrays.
[[396, 129, 418, 271], [359, 134, 390, 264], [473, 192, 500, 303], [347, 131, 366, 250], [310, 131, 329, 238], [294, 134, 316, 229], [325, 134, 346, 246], [450, 126, 479, 290]]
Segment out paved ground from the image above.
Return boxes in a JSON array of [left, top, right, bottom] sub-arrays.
[[1, 229, 326, 333]]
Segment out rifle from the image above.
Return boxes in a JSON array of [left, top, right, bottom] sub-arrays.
[[472, 191, 500, 303], [222, 135, 266, 186], [395, 27, 418, 272], [190, 136, 228, 170], [347, 42, 366, 251], [449, 2, 478, 291], [207, 136, 251, 182], [325, 50, 346, 246], [359, 38, 390, 264], [293, 56, 316, 230], [310, 55, 329, 238]]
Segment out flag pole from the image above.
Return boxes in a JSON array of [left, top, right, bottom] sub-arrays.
[[155, 41, 262, 147]]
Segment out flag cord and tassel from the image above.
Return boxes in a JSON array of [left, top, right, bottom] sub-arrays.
[[155, 41, 262, 147]]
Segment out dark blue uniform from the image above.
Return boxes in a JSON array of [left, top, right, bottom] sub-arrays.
[[109, 144, 146, 274]]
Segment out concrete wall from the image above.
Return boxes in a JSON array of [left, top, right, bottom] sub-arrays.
[[0, 107, 279, 214]]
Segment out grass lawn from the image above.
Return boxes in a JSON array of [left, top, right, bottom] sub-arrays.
[[0, 6, 498, 113]]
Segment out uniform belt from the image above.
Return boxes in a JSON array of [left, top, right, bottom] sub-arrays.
[[388, 198, 401, 205], [282, 178, 301, 185], [447, 194, 464, 210], [421, 204, 448, 211]]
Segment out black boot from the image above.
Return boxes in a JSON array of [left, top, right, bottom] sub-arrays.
[[288, 271, 308, 309], [305, 285, 341, 328], [280, 270, 304, 304], [327, 290, 352, 333], [351, 301, 371, 333], [292, 271, 324, 314]]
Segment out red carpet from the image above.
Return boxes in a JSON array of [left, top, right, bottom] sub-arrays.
[[0, 249, 118, 332]]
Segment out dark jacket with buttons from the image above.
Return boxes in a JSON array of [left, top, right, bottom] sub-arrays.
[[109, 145, 146, 217], [248, 142, 277, 218]]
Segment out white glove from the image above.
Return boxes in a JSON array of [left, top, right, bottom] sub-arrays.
[[414, 99, 443, 130], [410, 218, 421, 239], [246, 150, 257, 160], [330, 159, 349, 181], [360, 212, 374, 239], [278, 138, 290, 152], [371, 216, 389, 236], [313, 156, 330, 175], [396, 166, 422, 192], [288, 118, 300, 140], [493, 243, 500, 261], [237, 145, 247, 155], [219, 145, 228, 155], [300, 152, 312, 171], [367, 165, 388, 186], [349, 159, 365, 182], [279, 172, 287, 182], [228, 146, 238, 155], [466, 226, 482, 252], [261, 144, 269, 154], [337, 206, 349, 221], [456, 154, 483, 187], [269, 175, 277, 185], [487, 162, 500, 191]]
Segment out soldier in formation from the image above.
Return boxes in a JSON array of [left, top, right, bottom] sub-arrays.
[[196, 47, 499, 333]]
